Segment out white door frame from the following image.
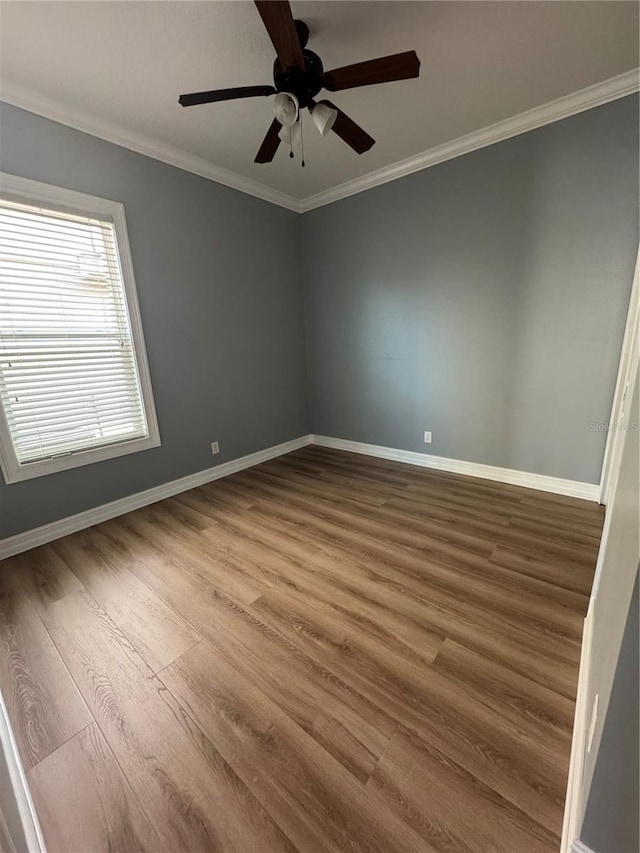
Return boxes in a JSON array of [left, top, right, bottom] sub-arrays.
[[599, 243, 640, 505], [0, 688, 46, 852], [561, 596, 595, 853], [562, 241, 640, 853]]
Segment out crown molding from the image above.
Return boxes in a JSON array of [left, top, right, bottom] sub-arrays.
[[0, 80, 302, 213], [2, 69, 638, 215], [300, 68, 640, 212]]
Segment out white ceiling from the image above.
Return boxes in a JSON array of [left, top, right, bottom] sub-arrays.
[[1, 1, 638, 204]]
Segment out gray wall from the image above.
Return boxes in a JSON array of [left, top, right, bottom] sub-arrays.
[[581, 570, 639, 853], [302, 95, 639, 484], [1, 95, 638, 538], [0, 103, 308, 539]]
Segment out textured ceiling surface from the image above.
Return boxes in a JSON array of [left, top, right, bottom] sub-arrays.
[[0, 1, 638, 200]]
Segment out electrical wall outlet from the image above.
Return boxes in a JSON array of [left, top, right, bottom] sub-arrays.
[[211, 441, 220, 455], [423, 431, 432, 444]]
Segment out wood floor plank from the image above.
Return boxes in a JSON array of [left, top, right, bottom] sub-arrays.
[[310, 450, 543, 504], [432, 638, 575, 736], [296, 447, 418, 488], [232, 471, 499, 561], [490, 546, 594, 596], [108, 511, 285, 632], [367, 727, 561, 853], [507, 503, 604, 538], [9, 546, 83, 610], [245, 587, 568, 833], [202, 490, 588, 628], [40, 589, 298, 853], [260, 574, 443, 677], [196, 507, 582, 697], [27, 722, 163, 853], [385, 488, 515, 525], [302, 452, 524, 505], [265, 519, 583, 643], [520, 490, 604, 514], [0, 562, 91, 771], [506, 515, 601, 550], [259, 457, 390, 507], [252, 467, 505, 556], [89, 515, 176, 569], [128, 504, 263, 605], [388, 484, 599, 540], [161, 640, 430, 853], [52, 528, 200, 673], [123, 552, 399, 784], [199, 478, 259, 508], [104, 516, 402, 785], [170, 487, 242, 524], [251, 465, 599, 569], [251, 585, 573, 754], [197, 525, 446, 667], [251, 465, 398, 513], [0, 446, 600, 851], [156, 494, 217, 531]]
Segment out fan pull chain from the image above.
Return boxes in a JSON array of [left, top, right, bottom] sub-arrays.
[[300, 117, 305, 168]]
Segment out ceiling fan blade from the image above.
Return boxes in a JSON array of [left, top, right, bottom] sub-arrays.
[[179, 85, 275, 107], [255, 118, 282, 163], [319, 100, 375, 154], [323, 50, 420, 92], [254, 1, 305, 70]]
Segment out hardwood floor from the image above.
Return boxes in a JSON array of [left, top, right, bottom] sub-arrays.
[[0, 446, 603, 852]]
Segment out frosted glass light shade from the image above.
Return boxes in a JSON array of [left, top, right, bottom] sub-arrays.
[[273, 92, 299, 127], [312, 103, 337, 136]]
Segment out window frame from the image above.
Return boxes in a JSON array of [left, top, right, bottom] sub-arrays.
[[0, 172, 160, 484]]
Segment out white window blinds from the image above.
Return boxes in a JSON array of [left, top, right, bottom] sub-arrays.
[[0, 197, 150, 466]]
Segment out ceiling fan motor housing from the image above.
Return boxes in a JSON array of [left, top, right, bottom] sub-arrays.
[[273, 21, 323, 110]]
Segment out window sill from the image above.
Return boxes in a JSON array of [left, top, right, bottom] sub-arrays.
[[0, 433, 161, 485]]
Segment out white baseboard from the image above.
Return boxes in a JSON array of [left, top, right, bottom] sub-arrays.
[[311, 435, 600, 502], [0, 435, 313, 560], [0, 689, 46, 853], [572, 841, 597, 853], [0, 431, 600, 561]]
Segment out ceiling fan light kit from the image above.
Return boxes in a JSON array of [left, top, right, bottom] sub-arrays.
[[278, 121, 301, 146], [178, 0, 420, 165], [273, 91, 299, 127], [311, 102, 338, 137]]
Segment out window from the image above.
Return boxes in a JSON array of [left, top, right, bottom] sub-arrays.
[[0, 173, 159, 484]]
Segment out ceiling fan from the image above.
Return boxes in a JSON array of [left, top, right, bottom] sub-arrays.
[[178, 0, 420, 164]]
